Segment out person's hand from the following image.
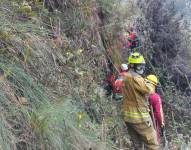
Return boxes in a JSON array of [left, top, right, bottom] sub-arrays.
[[160, 125, 165, 137]]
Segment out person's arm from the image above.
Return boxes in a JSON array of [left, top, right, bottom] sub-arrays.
[[133, 76, 151, 95], [107, 74, 115, 84]]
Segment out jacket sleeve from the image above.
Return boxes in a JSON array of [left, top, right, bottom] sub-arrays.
[[114, 79, 123, 88], [133, 76, 151, 95], [150, 94, 164, 126]]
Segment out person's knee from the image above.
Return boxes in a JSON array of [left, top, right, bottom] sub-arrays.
[[138, 123, 159, 149], [146, 134, 159, 150]]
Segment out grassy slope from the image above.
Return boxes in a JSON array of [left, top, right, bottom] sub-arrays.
[[0, 1, 121, 149]]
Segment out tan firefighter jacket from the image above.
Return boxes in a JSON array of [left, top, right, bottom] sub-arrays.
[[121, 70, 152, 123]]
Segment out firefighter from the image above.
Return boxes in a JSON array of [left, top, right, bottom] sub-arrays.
[[127, 28, 141, 51], [121, 52, 159, 150], [113, 64, 128, 100], [107, 64, 128, 100], [146, 74, 165, 144]]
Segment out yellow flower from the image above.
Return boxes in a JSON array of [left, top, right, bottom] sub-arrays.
[[76, 48, 84, 55], [66, 51, 74, 59], [77, 112, 83, 120], [76, 112, 85, 128]]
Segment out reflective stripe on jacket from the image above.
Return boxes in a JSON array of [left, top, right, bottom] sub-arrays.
[[121, 70, 152, 123]]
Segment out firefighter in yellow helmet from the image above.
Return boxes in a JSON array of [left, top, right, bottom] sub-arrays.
[[146, 75, 165, 144], [121, 52, 159, 150]]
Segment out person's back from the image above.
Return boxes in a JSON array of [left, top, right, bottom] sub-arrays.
[[149, 93, 164, 127], [122, 52, 159, 150], [122, 70, 151, 123], [146, 74, 165, 144]]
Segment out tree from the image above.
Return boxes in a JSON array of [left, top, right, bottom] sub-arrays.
[[137, 0, 191, 93]]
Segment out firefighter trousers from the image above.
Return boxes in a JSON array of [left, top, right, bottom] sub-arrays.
[[125, 121, 159, 150]]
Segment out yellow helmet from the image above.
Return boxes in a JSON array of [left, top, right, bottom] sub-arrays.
[[146, 74, 159, 86], [128, 52, 145, 64]]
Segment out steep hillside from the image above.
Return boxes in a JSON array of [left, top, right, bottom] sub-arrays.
[[0, 0, 128, 149]]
